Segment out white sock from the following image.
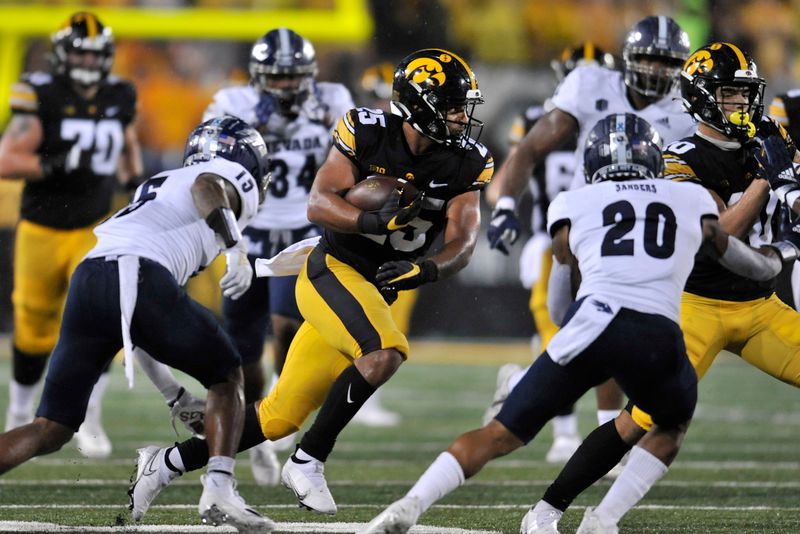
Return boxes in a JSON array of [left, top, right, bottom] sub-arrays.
[[135, 351, 182, 403], [293, 447, 319, 463], [508, 366, 528, 392], [406, 452, 465, 512], [8, 379, 38, 417], [208, 455, 235, 479], [167, 446, 186, 472], [594, 445, 668, 525], [552, 413, 578, 437], [597, 409, 620, 426]]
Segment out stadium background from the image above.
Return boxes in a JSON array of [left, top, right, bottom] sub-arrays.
[[0, 0, 798, 339]]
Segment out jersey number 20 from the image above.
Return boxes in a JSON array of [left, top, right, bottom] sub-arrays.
[[601, 200, 676, 259]]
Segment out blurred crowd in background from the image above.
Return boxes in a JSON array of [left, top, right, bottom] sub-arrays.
[[1, 0, 799, 336]]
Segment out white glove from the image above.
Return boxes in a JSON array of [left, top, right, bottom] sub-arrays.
[[220, 241, 253, 300]]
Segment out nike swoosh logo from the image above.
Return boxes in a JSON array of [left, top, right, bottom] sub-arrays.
[[346, 384, 354, 404], [428, 181, 448, 188], [141, 453, 159, 477]]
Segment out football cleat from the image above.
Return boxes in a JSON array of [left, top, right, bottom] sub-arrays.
[[4, 408, 33, 432], [351, 393, 401, 427], [575, 507, 618, 534], [129, 446, 178, 521], [250, 441, 281, 486], [199, 474, 275, 533], [281, 454, 337, 515], [75, 417, 112, 459], [168, 387, 206, 437], [545, 435, 582, 464], [520, 507, 562, 534], [360, 496, 423, 534], [481, 363, 523, 426]]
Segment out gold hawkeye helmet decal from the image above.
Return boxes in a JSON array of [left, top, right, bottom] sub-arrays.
[[405, 54, 452, 86], [684, 49, 713, 75]]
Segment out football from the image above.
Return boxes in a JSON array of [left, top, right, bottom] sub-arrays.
[[344, 175, 419, 211]]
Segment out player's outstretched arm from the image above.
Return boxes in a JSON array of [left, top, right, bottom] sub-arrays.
[[0, 114, 46, 181], [701, 216, 785, 281], [489, 108, 578, 207]]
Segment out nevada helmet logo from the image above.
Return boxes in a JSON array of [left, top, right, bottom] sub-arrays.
[[405, 55, 449, 86]]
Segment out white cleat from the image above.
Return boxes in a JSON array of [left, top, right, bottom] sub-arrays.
[[75, 418, 112, 459], [351, 394, 401, 427], [281, 455, 337, 515], [520, 507, 561, 534], [4, 409, 33, 432], [575, 507, 618, 534], [250, 441, 281, 486], [482, 363, 523, 426], [169, 387, 206, 437], [199, 474, 275, 533], [360, 496, 423, 534], [545, 434, 582, 464], [129, 446, 176, 521]]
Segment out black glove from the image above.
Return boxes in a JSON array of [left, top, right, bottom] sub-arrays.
[[487, 207, 521, 255], [40, 148, 78, 177], [375, 259, 438, 292], [749, 134, 799, 202], [357, 189, 425, 235]]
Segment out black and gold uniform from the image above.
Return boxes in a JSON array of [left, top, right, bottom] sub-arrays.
[[9, 71, 136, 357], [631, 118, 800, 429], [257, 107, 493, 438], [769, 89, 800, 144]]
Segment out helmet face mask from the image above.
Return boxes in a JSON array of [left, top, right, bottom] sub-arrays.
[[183, 116, 272, 204], [622, 16, 690, 98], [51, 12, 114, 87], [681, 42, 765, 141], [390, 48, 484, 146], [249, 28, 318, 116], [584, 113, 664, 184]]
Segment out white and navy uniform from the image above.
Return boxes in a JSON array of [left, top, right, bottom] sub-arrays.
[[203, 83, 353, 364], [37, 159, 260, 431], [496, 179, 718, 443], [550, 64, 696, 190]]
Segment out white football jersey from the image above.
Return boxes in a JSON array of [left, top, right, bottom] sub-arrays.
[[88, 158, 260, 286], [547, 179, 718, 322], [550, 65, 696, 189], [204, 82, 354, 229]]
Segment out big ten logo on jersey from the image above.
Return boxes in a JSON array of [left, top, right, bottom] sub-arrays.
[[61, 118, 124, 175]]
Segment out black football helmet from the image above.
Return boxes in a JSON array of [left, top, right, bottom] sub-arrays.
[[360, 62, 395, 101], [391, 48, 484, 145], [51, 12, 114, 87], [551, 42, 617, 81], [249, 28, 318, 115], [681, 42, 765, 141], [584, 113, 664, 183], [623, 16, 691, 98], [183, 116, 271, 204]]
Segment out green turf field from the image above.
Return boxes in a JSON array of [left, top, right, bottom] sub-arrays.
[[0, 340, 799, 533]]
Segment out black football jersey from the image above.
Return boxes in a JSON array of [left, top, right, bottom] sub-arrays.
[[663, 119, 790, 301], [769, 90, 800, 145], [324, 107, 494, 279], [9, 72, 137, 229]]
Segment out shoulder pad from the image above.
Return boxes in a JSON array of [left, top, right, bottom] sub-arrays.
[[10, 80, 38, 113], [332, 108, 359, 159], [663, 141, 699, 183]]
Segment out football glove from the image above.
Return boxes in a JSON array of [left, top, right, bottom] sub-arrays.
[[770, 204, 800, 262], [375, 259, 438, 292], [749, 134, 799, 203], [357, 189, 425, 235], [40, 146, 81, 177], [487, 200, 521, 256], [220, 241, 253, 300], [168, 387, 206, 437], [255, 93, 278, 127]]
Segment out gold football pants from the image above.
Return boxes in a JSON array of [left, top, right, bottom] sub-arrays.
[[632, 291, 800, 429], [530, 247, 559, 351], [12, 219, 98, 355], [257, 248, 409, 439]]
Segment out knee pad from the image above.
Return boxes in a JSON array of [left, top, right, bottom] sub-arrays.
[[13, 346, 50, 385]]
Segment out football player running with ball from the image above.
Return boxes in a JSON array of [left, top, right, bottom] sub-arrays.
[[0, 11, 143, 458], [0, 117, 276, 533], [518, 42, 800, 534], [128, 48, 493, 520], [361, 112, 800, 534]]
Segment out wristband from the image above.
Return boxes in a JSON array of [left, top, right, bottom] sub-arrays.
[[495, 196, 516, 212], [206, 206, 242, 248]]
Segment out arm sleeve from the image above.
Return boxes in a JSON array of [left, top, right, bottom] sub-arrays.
[[547, 256, 574, 326]]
